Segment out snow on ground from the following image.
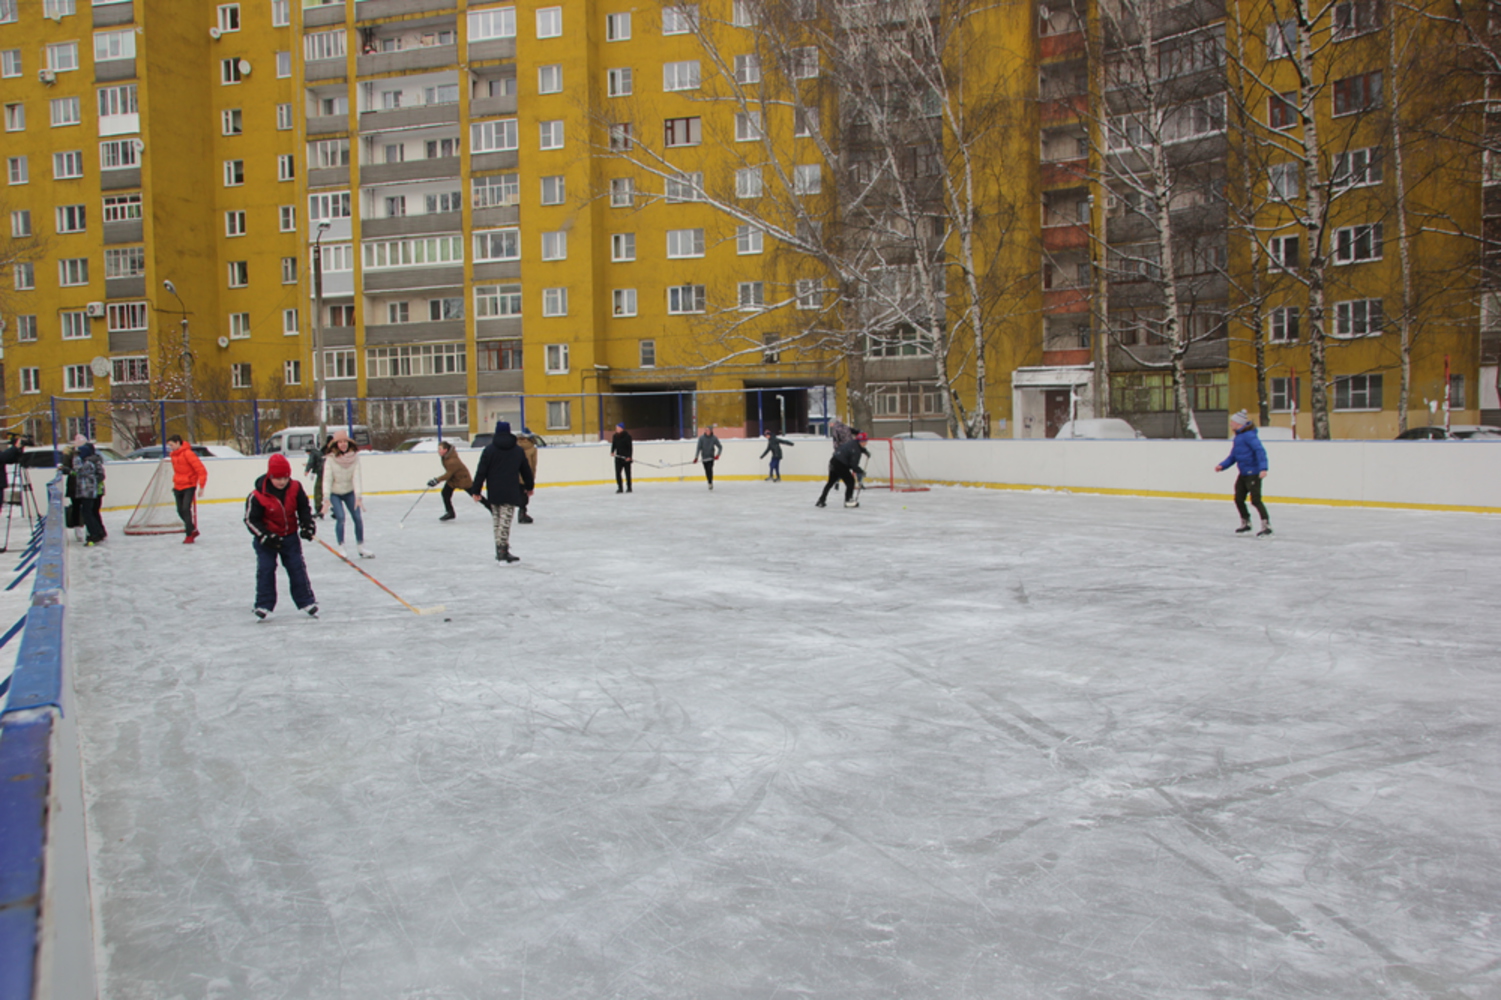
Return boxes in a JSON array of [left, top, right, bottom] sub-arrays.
[[67, 478, 1501, 1000]]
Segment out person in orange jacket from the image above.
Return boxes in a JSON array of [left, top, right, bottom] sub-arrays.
[[167, 434, 208, 543]]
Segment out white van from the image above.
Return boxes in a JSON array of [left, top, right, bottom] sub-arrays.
[[263, 425, 372, 455]]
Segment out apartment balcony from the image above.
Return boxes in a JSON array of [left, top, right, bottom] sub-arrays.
[[1042, 288, 1090, 313], [472, 261, 521, 282], [470, 151, 518, 173], [356, 0, 454, 22], [356, 45, 457, 78], [358, 103, 459, 133], [92, 2, 132, 27], [106, 276, 146, 299], [305, 58, 346, 82], [95, 59, 135, 82], [470, 94, 517, 117], [1042, 223, 1089, 252], [109, 330, 148, 353], [1040, 30, 1085, 60], [359, 212, 460, 238], [100, 168, 141, 191], [476, 317, 523, 340], [102, 219, 143, 245], [309, 166, 350, 188], [359, 157, 460, 184], [322, 325, 356, 348], [467, 39, 516, 63], [362, 265, 464, 293], [1042, 348, 1092, 366], [368, 373, 468, 396], [364, 319, 463, 346], [472, 205, 520, 228], [303, 2, 345, 27], [477, 370, 524, 393], [1041, 95, 1088, 126], [307, 114, 347, 136], [1040, 158, 1087, 189]]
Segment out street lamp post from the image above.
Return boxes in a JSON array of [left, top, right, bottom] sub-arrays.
[[162, 280, 193, 440], [312, 222, 332, 450]]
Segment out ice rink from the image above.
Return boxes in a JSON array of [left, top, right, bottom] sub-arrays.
[[67, 478, 1500, 1000]]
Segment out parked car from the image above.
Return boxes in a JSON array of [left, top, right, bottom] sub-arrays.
[[1395, 424, 1501, 441], [263, 425, 372, 455], [1054, 418, 1145, 440], [393, 436, 467, 452], [125, 444, 212, 461]]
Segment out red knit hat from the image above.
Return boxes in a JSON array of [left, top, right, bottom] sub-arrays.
[[267, 454, 292, 478]]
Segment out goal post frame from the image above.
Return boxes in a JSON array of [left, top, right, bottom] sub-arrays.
[[863, 437, 930, 493]]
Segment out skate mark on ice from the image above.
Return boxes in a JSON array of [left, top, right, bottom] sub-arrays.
[[1012, 582, 1030, 605], [1147, 833, 1326, 950], [1314, 904, 1477, 1000], [984, 692, 1076, 744], [1118, 743, 1379, 793], [966, 702, 1091, 776], [942, 815, 1048, 855], [1149, 782, 1264, 872]]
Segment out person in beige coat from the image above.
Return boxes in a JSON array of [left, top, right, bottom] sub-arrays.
[[427, 440, 474, 521], [516, 429, 539, 523]]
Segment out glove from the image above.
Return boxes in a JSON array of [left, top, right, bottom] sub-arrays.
[[426, 478, 438, 488], [300, 524, 315, 541], [261, 534, 282, 551]]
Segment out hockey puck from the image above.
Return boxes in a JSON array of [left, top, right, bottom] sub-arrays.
[[444, 618, 452, 622]]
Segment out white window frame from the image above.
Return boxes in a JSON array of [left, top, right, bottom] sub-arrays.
[[793, 164, 822, 195], [20, 368, 41, 394], [738, 281, 765, 311], [666, 228, 705, 258], [217, 4, 241, 32], [47, 42, 80, 72], [473, 228, 521, 262], [735, 53, 761, 85], [229, 312, 252, 339], [665, 171, 704, 202], [276, 103, 294, 129], [535, 6, 562, 37], [1268, 306, 1299, 343], [102, 194, 142, 222], [663, 60, 700, 91], [607, 67, 632, 96], [58, 257, 89, 286], [538, 63, 563, 93], [613, 288, 637, 317], [545, 342, 570, 373], [1333, 298, 1384, 337], [795, 279, 822, 310], [546, 400, 571, 430], [667, 284, 705, 314], [279, 205, 296, 232], [468, 6, 517, 40], [3, 102, 23, 132], [55, 204, 86, 233], [64, 364, 94, 392], [60, 311, 90, 340], [284, 359, 302, 385], [542, 287, 568, 316], [737, 225, 763, 255], [105, 301, 147, 331], [471, 118, 518, 152], [736, 167, 762, 198], [541, 230, 568, 261], [0, 50, 21, 78], [611, 232, 636, 261], [539, 120, 564, 149], [224, 159, 245, 186], [227, 260, 249, 287], [231, 363, 253, 390], [112, 356, 149, 385], [662, 5, 697, 34], [1332, 223, 1383, 264], [734, 111, 763, 142], [605, 11, 631, 39], [610, 177, 634, 207], [225, 209, 247, 237]]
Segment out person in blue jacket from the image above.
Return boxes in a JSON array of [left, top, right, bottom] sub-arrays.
[[1215, 410, 1272, 536]]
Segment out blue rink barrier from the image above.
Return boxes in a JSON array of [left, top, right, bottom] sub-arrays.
[[0, 477, 97, 1000]]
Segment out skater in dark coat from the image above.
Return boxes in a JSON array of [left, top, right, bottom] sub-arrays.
[[470, 421, 534, 563], [0, 433, 22, 496], [817, 433, 869, 508], [610, 423, 634, 493], [244, 453, 318, 619], [1215, 409, 1272, 536], [427, 440, 473, 521], [760, 431, 795, 482], [74, 442, 108, 544], [692, 425, 723, 489]]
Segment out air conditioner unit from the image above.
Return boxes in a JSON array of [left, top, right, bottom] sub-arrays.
[[237, 58, 252, 75], [38, 69, 56, 84], [85, 302, 106, 318], [209, 25, 223, 39]]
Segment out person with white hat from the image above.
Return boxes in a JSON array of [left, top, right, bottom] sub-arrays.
[[1215, 410, 1272, 536]]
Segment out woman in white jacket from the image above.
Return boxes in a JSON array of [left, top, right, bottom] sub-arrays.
[[322, 429, 373, 557]]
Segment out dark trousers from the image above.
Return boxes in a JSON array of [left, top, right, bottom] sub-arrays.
[[702, 460, 715, 486], [254, 534, 316, 611], [768, 457, 781, 480], [441, 483, 456, 515], [77, 496, 106, 542], [615, 456, 633, 491], [818, 462, 856, 504], [1234, 474, 1270, 523], [173, 487, 196, 533]]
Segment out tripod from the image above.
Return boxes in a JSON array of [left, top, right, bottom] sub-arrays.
[[1, 467, 41, 554]]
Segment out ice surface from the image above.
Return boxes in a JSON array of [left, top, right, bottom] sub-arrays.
[[68, 480, 1501, 999]]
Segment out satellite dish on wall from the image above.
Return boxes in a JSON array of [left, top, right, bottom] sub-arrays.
[[238, 59, 252, 74], [90, 356, 111, 379], [217, 336, 230, 349]]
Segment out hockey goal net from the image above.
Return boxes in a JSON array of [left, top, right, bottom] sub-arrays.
[[862, 437, 929, 492], [124, 458, 187, 535]]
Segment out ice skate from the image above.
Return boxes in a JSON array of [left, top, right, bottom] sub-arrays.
[[358, 543, 374, 558], [495, 545, 520, 563], [815, 499, 827, 508], [253, 607, 270, 621], [439, 512, 455, 522], [1235, 521, 1252, 534], [1256, 524, 1273, 537], [844, 499, 860, 508], [518, 512, 534, 524]]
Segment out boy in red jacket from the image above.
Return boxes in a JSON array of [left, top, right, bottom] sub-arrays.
[[244, 454, 319, 619]]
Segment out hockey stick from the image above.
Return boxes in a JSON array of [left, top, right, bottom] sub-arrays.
[[317, 538, 445, 615], [398, 486, 434, 527]]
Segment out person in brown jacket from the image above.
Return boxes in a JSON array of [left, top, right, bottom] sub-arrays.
[[516, 428, 539, 523], [427, 440, 474, 521]]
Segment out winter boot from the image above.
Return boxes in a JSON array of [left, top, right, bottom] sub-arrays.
[[1235, 520, 1253, 534], [1256, 524, 1273, 537], [495, 545, 520, 563], [358, 543, 374, 558], [518, 512, 534, 524], [439, 512, 455, 522]]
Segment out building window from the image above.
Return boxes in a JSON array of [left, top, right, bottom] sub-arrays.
[[608, 123, 633, 150], [64, 364, 94, 392], [536, 6, 562, 36], [1269, 307, 1299, 343], [1268, 234, 1299, 270], [97, 84, 138, 126], [8, 156, 28, 184], [472, 118, 518, 152], [607, 67, 632, 96], [363, 235, 464, 269], [545, 343, 570, 373], [469, 6, 517, 40], [281, 256, 298, 283], [277, 205, 296, 232], [1266, 19, 1295, 58], [732, 0, 758, 25], [663, 60, 700, 91], [610, 177, 634, 207], [225, 210, 247, 236], [1270, 375, 1299, 412], [284, 359, 301, 385], [611, 232, 636, 261], [424, 138, 459, 159], [102, 194, 142, 222], [1332, 147, 1383, 190], [105, 301, 147, 331], [538, 63, 563, 94], [99, 140, 138, 171], [61, 311, 90, 340], [276, 103, 293, 129], [790, 46, 819, 79], [1334, 298, 1383, 337], [46, 42, 79, 72], [15, 315, 36, 341], [14, 263, 34, 289], [276, 51, 291, 78], [0, 50, 18, 77], [738, 281, 764, 311], [3, 103, 22, 131], [1333, 0, 1381, 39], [308, 138, 349, 169], [540, 174, 566, 205], [56, 204, 86, 233], [662, 4, 697, 33], [224, 159, 245, 186], [1334, 373, 1382, 410], [546, 400, 571, 430], [10, 209, 29, 236], [217, 4, 240, 31], [59, 257, 89, 286], [475, 284, 522, 317], [793, 164, 822, 195], [871, 382, 945, 418], [1333, 72, 1382, 116], [477, 339, 523, 370], [663, 117, 702, 147], [665, 172, 704, 202], [429, 297, 463, 321], [795, 279, 822, 309], [734, 111, 762, 142], [324, 348, 357, 379], [221, 58, 243, 84], [328, 304, 355, 326], [539, 287, 568, 316], [735, 53, 761, 85], [20, 368, 41, 394], [309, 191, 351, 220], [384, 195, 407, 218], [387, 302, 410, 324], [229, 312, 252, 339], [112, 356, 149, 385], [1450, 373, 1466, 408], [539, 120, 564, 149], [474, 228, 521, 262], [228, 260, 249, 286], [1268, 162, 1299, 199], [1332, 223, 1383, 264], [304, 29, 344, 60], [473, 173, 520, 207], [365, 343, 467, 379], [794, 105, 819, 137], [426, 190, 461, 214], [666, 228, 704, 258], [55, 150, 85, 178], [231, 363, 252, 390], [94, 30, 133, 61], [541, 231, 567, 260], [639, 339, 656, 366], [606, 11, 631, 39], [737, 225, 763, 255], [613, 288, 637, 317], [271, 0, 290, 27], [667, 284, 705, 314], [1267, 92, 1298, 130]]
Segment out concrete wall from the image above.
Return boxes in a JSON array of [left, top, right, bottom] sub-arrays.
[[80, 437, 1501, 515]]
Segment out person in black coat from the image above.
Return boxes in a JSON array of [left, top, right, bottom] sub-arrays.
[[0, 433, 22, 496], [610, 423, 634, 493], [470, 420, 535, 563], [817, 433, 870, 509]]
